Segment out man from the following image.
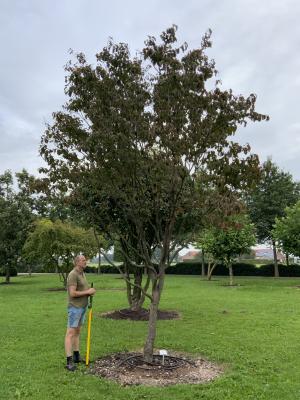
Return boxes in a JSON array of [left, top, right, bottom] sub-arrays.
[[65, 255, 96, 371]]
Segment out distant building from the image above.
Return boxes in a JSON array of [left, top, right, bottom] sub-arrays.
[[180, 250, 201, 262], [254, 248, 285, 262]]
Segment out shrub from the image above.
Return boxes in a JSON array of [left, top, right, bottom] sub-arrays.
[[0, 266, 18, 277]]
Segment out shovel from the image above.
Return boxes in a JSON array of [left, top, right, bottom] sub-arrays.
[[85, 282, 93, 366]]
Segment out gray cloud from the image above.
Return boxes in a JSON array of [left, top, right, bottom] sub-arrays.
[[0, 0, 299, 179]]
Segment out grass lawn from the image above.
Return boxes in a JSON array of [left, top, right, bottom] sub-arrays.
[[1, 274, 300, 399]]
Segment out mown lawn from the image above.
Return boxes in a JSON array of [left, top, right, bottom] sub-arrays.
[[1, 273, 300, 399]]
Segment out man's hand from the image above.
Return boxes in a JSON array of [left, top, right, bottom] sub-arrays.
[[87, 288, 96, 296]]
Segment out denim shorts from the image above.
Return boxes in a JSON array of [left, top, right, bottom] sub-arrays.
[[67, 306, 88, 328]]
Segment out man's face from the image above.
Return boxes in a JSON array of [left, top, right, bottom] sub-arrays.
[[76, 256, 87, 269]]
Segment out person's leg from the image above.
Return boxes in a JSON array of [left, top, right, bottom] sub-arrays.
[[65, 327, 77, 371], [65, 327, 77, 357], [72, 308, 87, 363], [72, 327, 81, 352], [65, 306, 82, 371]]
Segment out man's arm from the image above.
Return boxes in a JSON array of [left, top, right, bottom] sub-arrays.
[[68, 286, 96, 298]]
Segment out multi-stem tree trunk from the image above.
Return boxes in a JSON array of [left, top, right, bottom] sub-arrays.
[[123, 263, 150, 312], [207, 262, 217, 281], [272, 240, 279, 277], [131, 268, 144, 311], [228, 262, 234, 286]]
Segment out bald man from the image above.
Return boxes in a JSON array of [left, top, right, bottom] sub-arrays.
[[64, 255, 96, 371]]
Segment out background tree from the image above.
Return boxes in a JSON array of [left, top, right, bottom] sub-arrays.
[[0, 171, 33, 283], [40, 26, 268, 362], [197, 214, 256, 285], [23, 219, 98, 288], [246, 159, 300, 277], [272, 201, 300, 259]]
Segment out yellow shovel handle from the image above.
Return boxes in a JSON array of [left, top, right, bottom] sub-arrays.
[[85, 308, 93, 366]]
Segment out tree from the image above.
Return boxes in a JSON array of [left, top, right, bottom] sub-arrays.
[[0, 171, 33, 283], [23, 219, 98, 288], [246, 159, 300, 277], [273, 201, 300, 258], [197, 214, 256, 284], [39, 26, 268, 362]]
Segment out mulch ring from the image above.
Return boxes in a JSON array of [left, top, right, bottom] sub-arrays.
[[88, 350, 224, 386], [99, 308, 180, 321]]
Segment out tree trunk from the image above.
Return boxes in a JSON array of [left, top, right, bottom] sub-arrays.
[[143, 286, 160, 363], [131, 268, 143, 311], [97, 253, 102, 274], [201, 250, 205, 277], [5, 265, 10, 284], [272, 240, 279, 277], [286, 253, 289, 267], [228, 263, 234, 286], [207, 262, 217, 281]]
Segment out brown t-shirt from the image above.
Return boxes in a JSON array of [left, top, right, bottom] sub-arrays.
[[67, 268, 89, 308]]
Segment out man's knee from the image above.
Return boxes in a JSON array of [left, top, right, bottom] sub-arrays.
[[74, 327, 81, 335], [66, 328, 77, 338]]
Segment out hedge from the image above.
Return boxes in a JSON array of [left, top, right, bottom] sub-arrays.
[[166, 262, 300, 277], [0, 266, 18, 277]]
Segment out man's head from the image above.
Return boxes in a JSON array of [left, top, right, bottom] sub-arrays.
[[74, 255, 87, 270]]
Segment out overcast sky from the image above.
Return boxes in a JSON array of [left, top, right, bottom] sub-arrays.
[[1, 0, 300, 180]]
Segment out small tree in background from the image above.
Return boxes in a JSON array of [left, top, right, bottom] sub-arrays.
[[273, 201, 300, 260], [198, 214, 256, 285], [23, 219, 98, 288]]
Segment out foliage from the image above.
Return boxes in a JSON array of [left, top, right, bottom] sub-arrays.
[[246, 159, 300, 276], [273, 200, 300, 257], [23, 218, 98, 287], [39, 26, 268, 360], [0, 170, 33, 282]]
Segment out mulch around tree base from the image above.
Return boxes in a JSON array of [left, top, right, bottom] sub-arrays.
[[88, 351, 223, 386], [100, 308, 181, 321]]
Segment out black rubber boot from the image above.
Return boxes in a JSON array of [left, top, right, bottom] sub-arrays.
[[73, 351, 83, 363], [65, 363, 76, 372], [66, 356, 77, 371]]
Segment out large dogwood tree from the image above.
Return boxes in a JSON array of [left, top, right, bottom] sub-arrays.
[[40, 26, 268, 362]]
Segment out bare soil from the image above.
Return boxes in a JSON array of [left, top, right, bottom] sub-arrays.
[[88, 350, 224, 386], [100, 308, 180, 321]]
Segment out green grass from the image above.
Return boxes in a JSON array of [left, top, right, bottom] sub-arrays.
[[2, 274, 300, 399]]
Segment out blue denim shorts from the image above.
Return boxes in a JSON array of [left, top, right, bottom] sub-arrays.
[[67, 306, 88, 328]]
